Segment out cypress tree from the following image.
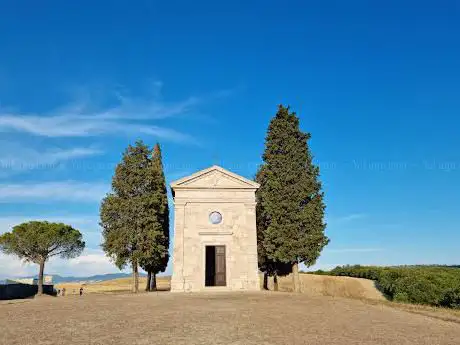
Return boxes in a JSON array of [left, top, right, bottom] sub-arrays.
[[256, 166, 291, 291], [100, 141, 168, 293], [256, 105, 329, 292], [140, 143, 170, 291]]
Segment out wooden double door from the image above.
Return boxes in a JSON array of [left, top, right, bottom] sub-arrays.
[[205, 245, 226, 287]]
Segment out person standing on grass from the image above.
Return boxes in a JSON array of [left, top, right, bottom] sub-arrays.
[[79, 287, 83, 296]]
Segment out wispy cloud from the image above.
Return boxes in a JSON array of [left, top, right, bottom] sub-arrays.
[[328, 213, 367, 225], [0, 85, 200, 143], [0, 142, 102, 176], [0, 181, 109, 203], [0, 215, 100, 235], [0, 249, 123, 279]]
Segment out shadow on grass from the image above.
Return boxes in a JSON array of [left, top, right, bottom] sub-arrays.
[[374, 281, 392, 301], [145, 287, 170, 293]]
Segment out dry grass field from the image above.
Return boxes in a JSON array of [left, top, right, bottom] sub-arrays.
[[2, 291, 460, 345], [266, 273, 385, 300], [55, 276, 170, 294], [55, 273, 384, 301]]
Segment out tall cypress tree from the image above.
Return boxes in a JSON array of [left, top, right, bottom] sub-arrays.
[[256, 166, 291, 291], [100, 141, 168, 293], [140, 143, 170, 291], [256, 105, 329, 292]]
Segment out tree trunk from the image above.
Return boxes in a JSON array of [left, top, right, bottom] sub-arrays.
[[263, 273, 269, 290], [273, 273, 279, 291], [37, 260, 45, 295], [132, 260, 139, 293], [150, 273, 157, 291], [145, 271, 152, 291], [292, 262, 301, 293]]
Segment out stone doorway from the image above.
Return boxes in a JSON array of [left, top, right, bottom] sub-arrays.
[[205, 245, 226, 287]]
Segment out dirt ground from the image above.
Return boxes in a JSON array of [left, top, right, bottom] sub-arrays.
[[1, 292, 460, 345]]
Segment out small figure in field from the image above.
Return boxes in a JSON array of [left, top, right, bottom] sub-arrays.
[[62, 288, 66, 296], [79, 287, 83, 296]]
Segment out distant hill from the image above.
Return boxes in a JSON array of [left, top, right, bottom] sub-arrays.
[[21, 273, 147, 284]]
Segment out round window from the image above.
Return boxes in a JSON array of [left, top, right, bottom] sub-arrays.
[[209, 211, 222, 225]]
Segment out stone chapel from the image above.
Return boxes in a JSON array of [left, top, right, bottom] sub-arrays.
[[170, 165, 260, 292]]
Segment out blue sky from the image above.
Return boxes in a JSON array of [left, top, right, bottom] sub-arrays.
[[0, 0, 459, 278]]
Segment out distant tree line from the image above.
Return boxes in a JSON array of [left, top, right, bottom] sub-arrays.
[[308, 265, 460, 309]]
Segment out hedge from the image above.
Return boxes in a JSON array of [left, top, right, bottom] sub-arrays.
[[307, 265, 460, 308]]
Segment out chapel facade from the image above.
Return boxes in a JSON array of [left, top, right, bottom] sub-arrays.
[[170, 165, 260, 292]]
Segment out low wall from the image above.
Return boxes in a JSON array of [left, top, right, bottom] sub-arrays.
[[0, 284, 55, 300]]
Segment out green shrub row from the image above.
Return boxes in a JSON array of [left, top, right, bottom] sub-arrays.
[[308, 265, 460, 308]]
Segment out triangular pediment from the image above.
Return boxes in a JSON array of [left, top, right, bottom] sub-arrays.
[[171, 165, 259, 190]]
